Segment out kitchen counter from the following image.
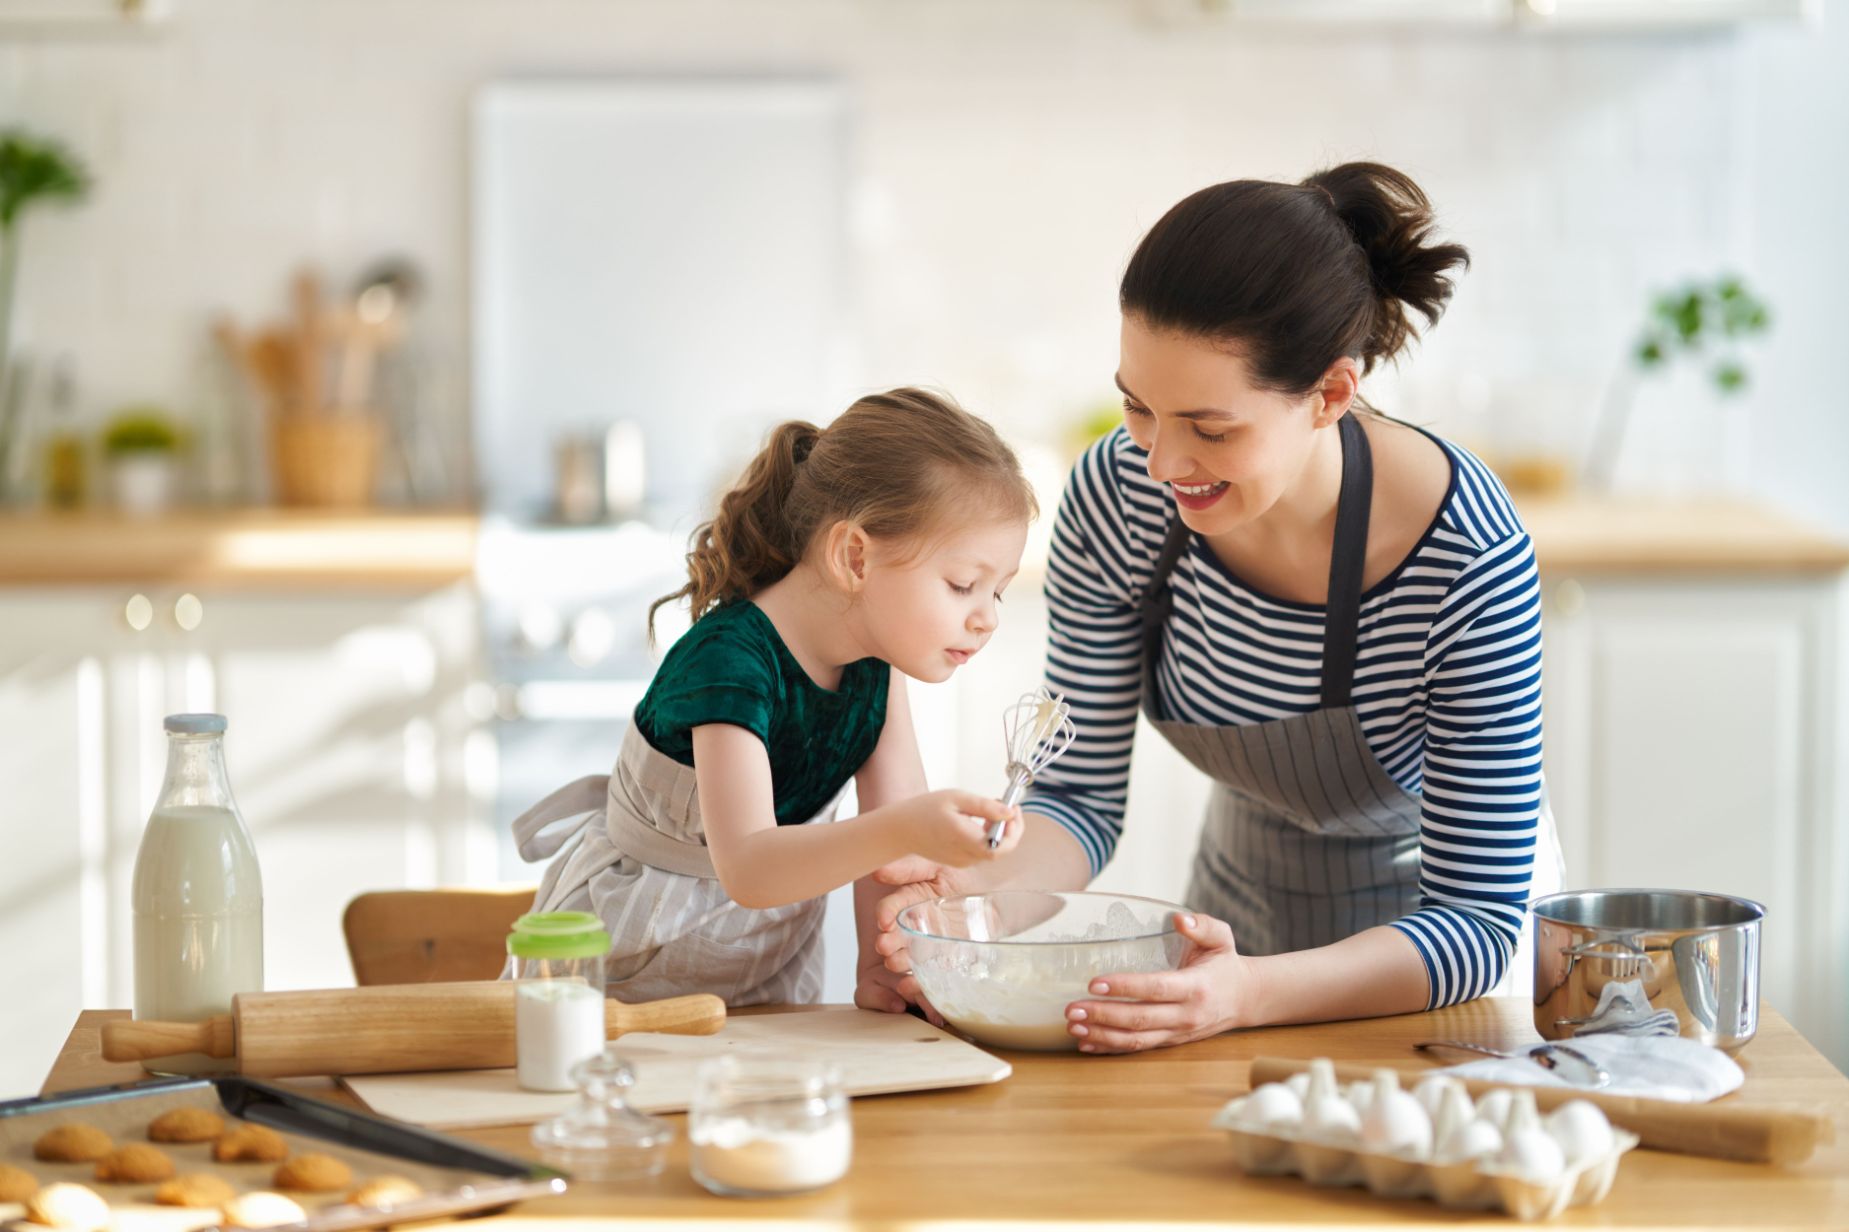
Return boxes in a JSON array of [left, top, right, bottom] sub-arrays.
[[1517, 495, 1849, 575], [0, 496, 1843, 589], [41, 998, 1849, 1228], [0, 509, 477, 589]]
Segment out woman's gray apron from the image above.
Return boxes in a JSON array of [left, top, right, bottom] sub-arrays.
[[1145, 415, 1560, 982], [511, 725, 841, 1006]]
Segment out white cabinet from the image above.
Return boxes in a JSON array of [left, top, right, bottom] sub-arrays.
[[0, 585, 483, 1097], [1539, 571, 1848, 1070]]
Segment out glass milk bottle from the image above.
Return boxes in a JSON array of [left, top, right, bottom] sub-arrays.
[[509, 911, 610, 1092], [132, 713, 264, 1073]]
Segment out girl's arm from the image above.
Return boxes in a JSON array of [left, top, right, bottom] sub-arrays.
[[694, 712, 1016, 911], [851, 671, 930, 1012]]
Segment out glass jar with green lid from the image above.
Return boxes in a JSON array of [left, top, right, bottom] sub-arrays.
[[509, 911, 611, 1092]]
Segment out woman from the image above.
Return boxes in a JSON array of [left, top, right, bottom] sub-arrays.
[[860, 161, 1562, 1050]]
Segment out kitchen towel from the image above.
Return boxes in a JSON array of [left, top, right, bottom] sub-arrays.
[[1440, 1034, 1744, 1102]]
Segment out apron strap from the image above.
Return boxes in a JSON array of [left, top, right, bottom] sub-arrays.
[[1320, 413, 1374, 709], [512, 774, 609, 863]]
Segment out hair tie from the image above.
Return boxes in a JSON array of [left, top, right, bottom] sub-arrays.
[[793, 432, 818, 466], [1313, 183, 1338, 211]]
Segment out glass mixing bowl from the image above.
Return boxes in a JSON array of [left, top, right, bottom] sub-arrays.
[[896, 890, 1191, 1052]]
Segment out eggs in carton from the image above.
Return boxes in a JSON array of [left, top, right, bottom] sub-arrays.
[[1213, 1061, 1639, 1221]]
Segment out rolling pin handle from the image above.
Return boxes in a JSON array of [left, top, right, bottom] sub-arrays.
[[606, 993, 727, 1039], [101, 1015, 236, 1063]]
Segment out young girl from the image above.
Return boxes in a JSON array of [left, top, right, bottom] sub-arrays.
[[513, 387, 1038, 1006]]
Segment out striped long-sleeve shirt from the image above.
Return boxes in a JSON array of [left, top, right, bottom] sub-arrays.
[[1023, 424, 1544, 1008]]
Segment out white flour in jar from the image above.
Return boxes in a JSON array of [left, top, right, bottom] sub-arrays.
[[691, 1117, 852, 1194], [515, 979, 605, 1091]]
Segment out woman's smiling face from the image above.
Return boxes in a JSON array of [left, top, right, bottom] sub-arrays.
[[1117, 314, 1348, 536]]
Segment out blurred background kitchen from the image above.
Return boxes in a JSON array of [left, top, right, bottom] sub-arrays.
[[2, 0, 1846, 1093]]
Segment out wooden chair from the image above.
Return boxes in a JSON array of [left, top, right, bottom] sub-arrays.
[[342, 887, 536, 985]]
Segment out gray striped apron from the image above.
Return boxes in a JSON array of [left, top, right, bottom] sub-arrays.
[[1147, 415, 1561, 977], [511, 724, 839, 1006]]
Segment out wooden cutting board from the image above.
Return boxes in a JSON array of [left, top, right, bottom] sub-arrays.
[[340, 1008, 1010, 1129]]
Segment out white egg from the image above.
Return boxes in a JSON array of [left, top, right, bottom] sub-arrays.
[[1239, 1081, 1304, 1132], [1359, 1069, 1434, 1160], [1547, 1099, 1617, 1167], [1301, 1058, 1361, 1143], [1284, 1071, 1313, 1101], [1474, 1086, 1516, 1130], [1413, 1073, 1463, 1123], [1495, 1091, 1567, 1183], [1344, 1079, 1376, 1112]]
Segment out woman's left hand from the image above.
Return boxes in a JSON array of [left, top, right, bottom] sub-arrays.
[[1063, 913, 1256, 1053]]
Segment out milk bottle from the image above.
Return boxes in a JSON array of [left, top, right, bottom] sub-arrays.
[[131, 713, 264, 1073]]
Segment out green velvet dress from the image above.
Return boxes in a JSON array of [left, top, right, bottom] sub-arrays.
[[631, 601, 890, 825]]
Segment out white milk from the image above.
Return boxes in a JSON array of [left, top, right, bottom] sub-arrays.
[[132, 804, 264, 1074], [515, 979, 606, 1091]]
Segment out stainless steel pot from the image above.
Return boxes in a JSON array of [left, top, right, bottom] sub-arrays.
[[1531, 889, 1764, 1052]]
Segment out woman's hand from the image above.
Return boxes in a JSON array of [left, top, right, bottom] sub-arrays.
[[860, 855, 986, 1025], [853, 946, 913, 1014], [889, 790, 1022, 868], [1062, 913, 1256, 1053]]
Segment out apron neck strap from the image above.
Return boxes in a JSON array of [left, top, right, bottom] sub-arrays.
[[1140, 413, 1375, 710], [1320, 413, 1374, 708]]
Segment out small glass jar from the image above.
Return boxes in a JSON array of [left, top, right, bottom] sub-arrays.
[[507, 911, 611, 1093], [689, 1056, 852, 1198], [531, 1048, 675, 1180]]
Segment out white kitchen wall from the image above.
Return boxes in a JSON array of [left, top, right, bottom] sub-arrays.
[[1, 0, 1842, 527]]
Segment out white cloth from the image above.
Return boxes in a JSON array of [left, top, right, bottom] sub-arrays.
[[1438, 1033, 1744, 1103]]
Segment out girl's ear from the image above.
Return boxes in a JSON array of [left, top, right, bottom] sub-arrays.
[[822, 520, 871, 592], [1310, 356, 1361, 428]]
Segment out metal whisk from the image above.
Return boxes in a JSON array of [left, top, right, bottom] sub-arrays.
[[984, 686, 1076, 849]]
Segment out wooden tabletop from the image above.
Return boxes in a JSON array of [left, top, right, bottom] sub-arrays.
[[0, 509, 477, 588], [1516, 496, 1849, 575], [39, 999, 1849, 1229]]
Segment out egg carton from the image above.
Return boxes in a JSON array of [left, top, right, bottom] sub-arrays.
[[1212, 1105, 1639, 1222]]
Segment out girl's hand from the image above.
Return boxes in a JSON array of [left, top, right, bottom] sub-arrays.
[[1062, 913, 1255, 1054], [894, 790, 1022, 868]]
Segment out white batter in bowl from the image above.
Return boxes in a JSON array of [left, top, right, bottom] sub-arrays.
[[897, 891, 1191, 1052]]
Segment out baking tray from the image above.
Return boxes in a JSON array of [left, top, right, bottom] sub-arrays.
[[0, 1076, 565, 1232]]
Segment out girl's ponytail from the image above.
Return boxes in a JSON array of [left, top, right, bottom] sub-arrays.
[[648, 419, 822, 640]]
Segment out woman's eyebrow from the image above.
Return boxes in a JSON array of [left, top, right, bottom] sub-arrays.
[[1113, 373, 1236, 421]]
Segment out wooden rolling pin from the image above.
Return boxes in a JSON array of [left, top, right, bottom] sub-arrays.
[[1248, 1056, 1835, 1166], [102, 982, 726, 1078]]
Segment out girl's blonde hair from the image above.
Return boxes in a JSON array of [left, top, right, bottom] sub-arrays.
[[650, 387, 1036, 638]]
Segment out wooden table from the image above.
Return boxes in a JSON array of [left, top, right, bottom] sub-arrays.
[[41, 999, 1849, 1229]]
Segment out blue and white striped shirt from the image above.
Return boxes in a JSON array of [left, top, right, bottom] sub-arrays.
[[1023, 424, 1544, 1008]]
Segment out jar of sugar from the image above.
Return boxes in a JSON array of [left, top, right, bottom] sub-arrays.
[[689, 1056, 852, 1197], [507, 911, 611, 1092]]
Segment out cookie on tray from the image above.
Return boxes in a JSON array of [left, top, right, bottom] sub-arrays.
[[221, 1190, 307, 1229], [154, 1173, 237, 1209], [345, 1175, 422, 1208], [32, 1125, 113, 1164], [22, 1182, 109, 1231], [148, 1108, 226, 1144], [214, 1124, 289, 1163], [0, 1163, 40, 1203], [95, 1144, 176, 1184], [272, 1153, 352, 1193]]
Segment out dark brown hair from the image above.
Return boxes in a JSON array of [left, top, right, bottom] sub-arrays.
[[649, 387, 1037, 638], [1119, 161, 1471, 394]]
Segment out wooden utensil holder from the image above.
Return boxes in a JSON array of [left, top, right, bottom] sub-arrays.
[[272, 413, 381, 507]]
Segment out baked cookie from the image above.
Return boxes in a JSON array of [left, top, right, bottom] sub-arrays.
[[153, 1173, 237, 1209], [148, 1108, 226, 1144], [272, 1153, 352, 1193], [32, 1124, 113, 1164], [214, 1124, 289, 1163], [95, 1144, 176, 1184], [345, 1175, 421, 1207], [221, 1190, 307, 1229], [22, 1182, 109, 1231], [0, 1163, 39, 1203]]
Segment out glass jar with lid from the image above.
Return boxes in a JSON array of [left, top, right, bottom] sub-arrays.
[[508, 911, 610, 1092]]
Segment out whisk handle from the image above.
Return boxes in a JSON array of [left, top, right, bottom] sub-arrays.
[[987, 763, 1034, 849]]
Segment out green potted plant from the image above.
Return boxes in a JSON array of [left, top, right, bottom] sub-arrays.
[[0, 130, 91, 502], [102, 406, 184, 515], [1583, 275, 1771, 492]]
